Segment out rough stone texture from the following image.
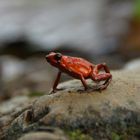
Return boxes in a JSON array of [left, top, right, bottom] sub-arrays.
[[0, 96, 34, 140], [124, 58, 140, 71], [18, 127, 68, 140], [1, 70, 140, 140], [0, 96, 32, 115], [33, 70, 140, 126]]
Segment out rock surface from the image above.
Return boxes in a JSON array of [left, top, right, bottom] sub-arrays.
[[0, 96, 32, 115], [124, 58, 140, 71], [18, 127, 68, 140], [32, 70, 140, 127], [1, 70, 140, 140], [0, 96, 34, 140]]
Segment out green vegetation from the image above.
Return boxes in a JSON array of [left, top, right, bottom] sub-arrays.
[[67, 130, 93, 140], [28, 91, 45, 97], [134, 0, 140, 20], [111, 132, 121, 140], [110, 125, 140, 140]]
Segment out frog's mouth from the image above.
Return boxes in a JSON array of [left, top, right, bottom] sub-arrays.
[[45, 55, 50, 62]]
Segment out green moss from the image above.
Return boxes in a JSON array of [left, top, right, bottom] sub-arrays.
[[28, 91, 45, 97], [111, 132, 121, 140], [110, 125, 140, 140], [133, 0, 140, 20], [67, 130, 93, 140]]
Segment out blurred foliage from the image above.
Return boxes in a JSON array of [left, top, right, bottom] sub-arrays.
[[28, 91, 45, 97], [134, 0, 140, 20], [67, 130, 93, 140], [111, 132, 121, 140], [111, 125, 140, 140]]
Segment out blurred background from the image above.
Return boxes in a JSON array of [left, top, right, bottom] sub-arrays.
[[0, 0, 140, 101]]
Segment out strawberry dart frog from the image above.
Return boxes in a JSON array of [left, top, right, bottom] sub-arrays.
[[46, 52, 112, 93]]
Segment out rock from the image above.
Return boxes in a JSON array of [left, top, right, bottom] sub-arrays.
[[18, 127, 68, 140], [123, 58, 140, 71], [2, 70, 140, 140], [0, 56, 25, 82], [0, 96, 33, 115], [0, 96, 33, 140], [1, 56, 55, 99], [32, 70, 140, 126]]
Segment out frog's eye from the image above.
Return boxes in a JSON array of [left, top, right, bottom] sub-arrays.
[[54, 53, 62, 61]]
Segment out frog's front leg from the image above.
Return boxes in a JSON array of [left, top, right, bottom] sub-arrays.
[[53, 71, 61, 90], [49, 71, 62, 94]]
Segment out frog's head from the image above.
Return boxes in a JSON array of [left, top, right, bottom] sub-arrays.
[[46, 52, 62, 67]]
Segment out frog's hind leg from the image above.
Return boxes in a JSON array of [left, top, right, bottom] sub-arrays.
[[94, 63, 110, 74], [99, 76, 112, 90], [90, 73, 112, 90], [90, 64, 112, 90]]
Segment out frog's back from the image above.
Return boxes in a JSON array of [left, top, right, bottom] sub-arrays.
[[60, 56, 94, 78]]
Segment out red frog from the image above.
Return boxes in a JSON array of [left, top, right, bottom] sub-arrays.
[[46, 52, 112, 93]]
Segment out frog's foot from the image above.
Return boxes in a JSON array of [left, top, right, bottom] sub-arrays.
[[94, 77, 112, 91], [77, 89, 86, 93], [49, 88, 64, 94]]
